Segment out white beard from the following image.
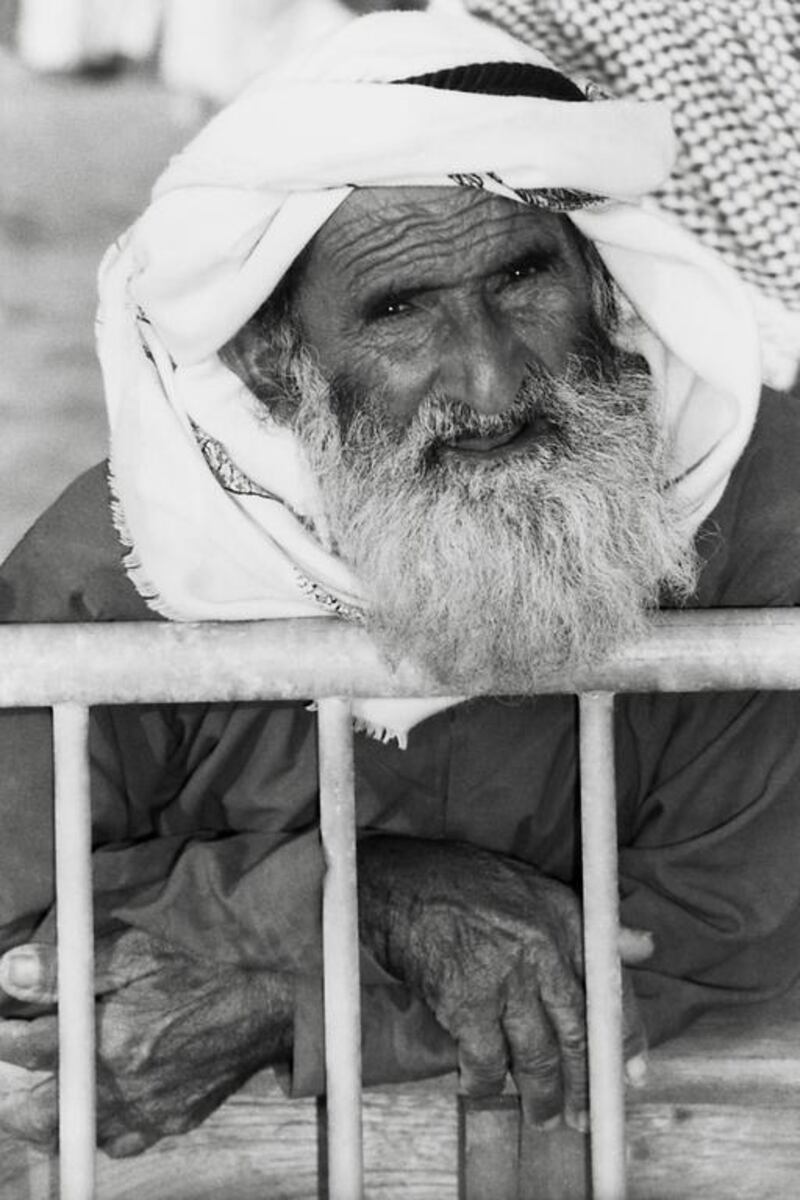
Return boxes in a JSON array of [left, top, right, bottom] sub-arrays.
[[289, 352, 699, 692]]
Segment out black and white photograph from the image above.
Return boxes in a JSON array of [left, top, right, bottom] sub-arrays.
[[1, 2, 798, 1196]]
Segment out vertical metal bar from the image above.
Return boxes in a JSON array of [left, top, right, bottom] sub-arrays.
[[52, 702, 96, 1200], [317, 697, 364, 1200], [578, 692, 626, 1200]]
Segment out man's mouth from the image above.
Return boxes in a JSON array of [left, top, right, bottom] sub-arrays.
[[438, 414, 555, 460]]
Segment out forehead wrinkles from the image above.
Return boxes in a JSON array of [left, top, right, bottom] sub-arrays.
[[309, 190, 567, 291]]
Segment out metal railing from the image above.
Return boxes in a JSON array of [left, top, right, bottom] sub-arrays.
[[2, 608, 799, 1200]]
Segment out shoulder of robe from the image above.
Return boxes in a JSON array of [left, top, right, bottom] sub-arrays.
[[0, 462, 157, 623], [690, 384, 800, 608]]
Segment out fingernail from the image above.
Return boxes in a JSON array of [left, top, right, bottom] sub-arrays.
[[1, 948, 41, 990], [106, 1132, 149, 1158], [534, 1114, 562, 1132], [625, 1054, 648, 1087], [566, 1109, 590, 1134]]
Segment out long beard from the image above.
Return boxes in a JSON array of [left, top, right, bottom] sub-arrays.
[[289, 352, 699, 691]]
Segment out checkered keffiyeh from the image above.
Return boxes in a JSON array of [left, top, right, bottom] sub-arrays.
[[468, 0, 800, 386]]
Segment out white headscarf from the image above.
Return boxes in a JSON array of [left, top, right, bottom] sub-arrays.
[[96, 9, 761, 744]]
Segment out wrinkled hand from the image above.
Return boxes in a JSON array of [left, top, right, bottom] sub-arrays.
[[0, 928, 293, 1157], [358, 837, 649, 1131]]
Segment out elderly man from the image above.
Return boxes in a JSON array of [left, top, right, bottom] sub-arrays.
[[0, 10, 798, 1160]]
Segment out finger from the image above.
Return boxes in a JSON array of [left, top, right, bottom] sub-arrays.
[[533, 960, 589, 1130], [102, 1130, 159, 1158], [554, 899, 585, 980], [625, 1051, 648, 1088], [563, 919, 653, 975], [618, 927, 654, 965], [0, 945, 58, 1004], [0, 1062, 58, 1148], [503, 986, 565, 1127], [0, 1016, 60, 1071], [526, 878, 585, 979], [0, 931, 165, 1006], [621, 969, 648, 1064], [454, 1019, 509, 1097]]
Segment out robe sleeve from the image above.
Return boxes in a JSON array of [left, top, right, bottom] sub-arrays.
[[0, 700, 330, 972], [0, 691, 455, 1088], [0, 467, 332, 1091], [616, 389, 800, 1043], [618, 686, 800, 1044], [0, 464, 452, 1088]]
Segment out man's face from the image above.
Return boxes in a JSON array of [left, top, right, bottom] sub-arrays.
[[224, 186, 697, 688], [294, 187, 598, 441]]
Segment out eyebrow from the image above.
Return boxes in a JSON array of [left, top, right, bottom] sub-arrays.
[[358, 239, 563, 313], [496, 244, 561, 275]]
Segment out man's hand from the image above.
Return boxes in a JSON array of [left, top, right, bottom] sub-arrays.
[[358, 836, 649, 1132], [0, 928, 293, 1157]]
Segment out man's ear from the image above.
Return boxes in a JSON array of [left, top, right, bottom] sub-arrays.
[[218, 302, 305, 425], [218, 311, 266, 393], [218, 243, 310, 416]]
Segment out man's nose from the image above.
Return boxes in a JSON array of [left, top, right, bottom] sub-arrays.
[[438, 310, 530, 416]]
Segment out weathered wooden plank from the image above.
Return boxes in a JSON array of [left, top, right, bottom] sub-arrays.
[[3, 986, 799, 1199], [0, 1143, 55, 1200], [459, 1096, 519, 1200], [0, 1078, 459, 1200], [360, 1084, 459, 1199], [639, 990, 800, 1108], [627, 1103, 800, 1200], [6, 1089, 800, 1200], [519, 1125, 589, 1200]]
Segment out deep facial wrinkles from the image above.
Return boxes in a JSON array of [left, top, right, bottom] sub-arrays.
[[314, 192, 568, 303]]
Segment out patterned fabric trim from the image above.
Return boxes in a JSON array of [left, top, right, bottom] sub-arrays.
[[450, 168, 609, 211], [191, 420, 365, 623], [191, 419, 317, 533], [293, 568, 366, 625]]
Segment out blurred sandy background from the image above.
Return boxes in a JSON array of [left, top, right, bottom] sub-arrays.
[[0, 0, 428, 563], [0, 12, 203, 562]]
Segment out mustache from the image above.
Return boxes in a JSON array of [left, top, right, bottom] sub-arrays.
[[331, 347, 652, 470], [411, 330, 642, 440], [408, 350, 651, 452], [413, 373, 556, 449], [337, 360, 566, 459]]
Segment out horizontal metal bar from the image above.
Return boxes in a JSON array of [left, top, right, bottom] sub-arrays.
[[0, 610, 799, 707]]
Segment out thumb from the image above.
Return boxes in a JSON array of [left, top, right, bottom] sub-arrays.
[[0, 944, 58, 1004], [0, 930, 161, 1004], [618, 926, 654, 965]]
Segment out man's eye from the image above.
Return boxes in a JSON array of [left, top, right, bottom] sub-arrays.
[[368, 297, 413, 320], [504, 252, 556, 285]]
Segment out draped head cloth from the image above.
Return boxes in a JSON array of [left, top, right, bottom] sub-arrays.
[[96, 8, 761, 745]]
